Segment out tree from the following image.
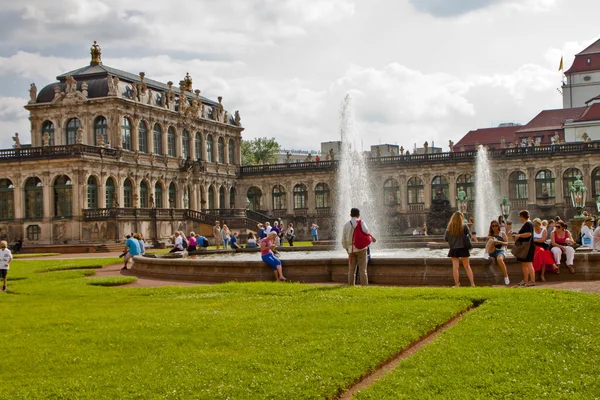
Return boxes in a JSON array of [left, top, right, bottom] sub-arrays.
[[241, 137, 280, 165]]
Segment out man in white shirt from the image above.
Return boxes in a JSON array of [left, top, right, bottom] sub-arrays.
[[341, 208, 377, 285], [264, 222, 272, 234], [0, 240, 13, 292]]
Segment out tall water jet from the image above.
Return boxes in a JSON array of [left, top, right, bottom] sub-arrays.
[[474, 145, 501, 235], [336, 94, 380, 245]]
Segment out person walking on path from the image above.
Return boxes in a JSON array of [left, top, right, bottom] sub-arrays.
[[0, 240, 13, 292], [123, 234, 141, 270], [213, 221, 222, 250], [341, 208, 377, 286], [311, 223, 320, 242], [514, 210, 536, 286], [444, 211, 475, 287]]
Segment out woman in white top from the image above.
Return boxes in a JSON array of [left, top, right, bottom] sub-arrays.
[[221, 225, 231, 249]]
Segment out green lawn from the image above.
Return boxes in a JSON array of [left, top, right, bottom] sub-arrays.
[[1, 258, 600, 399]]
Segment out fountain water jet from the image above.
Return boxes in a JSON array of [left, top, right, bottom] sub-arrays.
[[474, 145, 501, 235]]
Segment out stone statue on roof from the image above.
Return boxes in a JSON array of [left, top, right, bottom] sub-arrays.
[[42, 132, 50, 147], [65, 75, 77, 94], [329, 148, 334, 160], [107, 74, 116, 96], [12, 133, 21, 148], [234, 110, 241, 126], [29, 83, 37, 104], [500, 137, 505, 148], [76, 127, 84, 144], [448, 140, 454, 152]]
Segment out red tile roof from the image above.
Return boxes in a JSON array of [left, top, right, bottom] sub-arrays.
[[576, 103, 600, 121], [577, 38, 600, 55], [453, 125, 521, 151], [515, 107, 587, 134], [565, 38, 600, 74], [585, 94, 600, 104]]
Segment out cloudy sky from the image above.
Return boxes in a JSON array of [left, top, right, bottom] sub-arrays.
[[0, 0, 599, 151]]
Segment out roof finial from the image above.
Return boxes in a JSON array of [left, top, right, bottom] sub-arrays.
[[90, 41, 102, 65], [183, 72, 193, 91]]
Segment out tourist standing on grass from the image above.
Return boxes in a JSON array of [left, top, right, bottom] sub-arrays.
[[285, 223, 295, 246], [246, 232, 258, 248], [531, 218, 558, 281], [550, 221, 576, 273], [341, 208, 377, 286], [514, 210, 536, 286], [484, 220, 510, 285], [0, 240, 12, 292], [445, 211, 475, 287], [221, 224, 231, 249], [188, 231, 197, 252], [123, 234, 141, 270], [213, 221, 222, 250], [261, 231, 286, 281], [311, 223, 320, 241]]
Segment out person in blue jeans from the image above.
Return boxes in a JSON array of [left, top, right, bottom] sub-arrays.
[[311, 223, 320, 241]]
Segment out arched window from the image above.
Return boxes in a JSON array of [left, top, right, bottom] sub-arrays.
[[195, 132, 202, 160], [66, 118, 81, 145], [383, 178, 400, 205], [431, 175, 449, 200], [228, 139, 235, 164], [121, 117, 132, 150], [42, 121, 55, 146], [456, 174, 475, 202], [593, 167, 600, 198], [93, 116, 108, 146], [509, 171, 528, 200], [182, 130, 190, 159], [25, 177, 43, 219], [0, 179, 14, 220], [106, 177, 116, 208], [219, 186, 226, 209], [206, 135, 213, 162], [315, 183, 330, 208], [293, 184, 308, 209], [247, 187, 262, 211], [123, 179, 133, 208], [229, 187, 236, 208], [153, 124, 163, 155], [167, 127, 176, 157], [154, 182, 163, 208], [169, 182, 176, 208], [218, 137, 225, 163], [272, 185, 286, 210], [140, 181, 149, 208], [208, 185, 216, 209], [54, 175, 72, 218], [407, 177, 424, 204], [563, 168, 582, 198], [87, 176, 98, 209], [138, 121, 148, 153], [536, 170, 555, 199]]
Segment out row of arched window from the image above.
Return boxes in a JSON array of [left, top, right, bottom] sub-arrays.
[[246, 183, 331, 211], [41, 117, 236, 163]]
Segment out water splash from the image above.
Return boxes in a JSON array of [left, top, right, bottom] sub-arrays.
[[336, 94, 380, 245], [474, 145, 501, 235]]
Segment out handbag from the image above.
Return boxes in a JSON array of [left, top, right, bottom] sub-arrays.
[[464, 226, 473, 249], [511, 241, 530, 259]]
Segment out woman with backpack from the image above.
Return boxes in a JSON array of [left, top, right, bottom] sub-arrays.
[[444, 211, 475, 287]]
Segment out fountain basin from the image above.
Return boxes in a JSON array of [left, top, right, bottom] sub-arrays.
[[131, 249, 600, 286]]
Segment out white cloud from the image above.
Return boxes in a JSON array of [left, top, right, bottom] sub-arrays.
[[0, 97, 30, 148]]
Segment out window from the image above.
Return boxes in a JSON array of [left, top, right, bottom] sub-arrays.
[[229, 187, 236, 208], [272, 185, 286, 210], [87, 176, 98, 209], [206, 135, 213, 162], [24, 177, 43, 219], [121, 117, 132, 150], [138, 121, 148, 153], [154, 182, 163, 208], [407, 177, 424, 204], [167, 127, 176, 157], [169, 182, 176, 208], [228, 139, 235, 164], [123, 179, 133, 208], [153, 124, 162, 155], [140, 181, 148, 208], [54, 175, 72, 218], [106, 177, 116, 208], [536, 170, 555, 199], [509, 171, 528, 200], [195, 133, 202, 160], [66, 118, 81, 145], [593, 168, 600, 198], [293, 184, 308, 209], [0, 179, 14, 220], [563, 168, 582, 198], [247, 187, 262, 211], [431, 175, 449, 200], [208, 185, 215, 209], [182, 130, 190, 159], [94, 116, 108, 146], [218, 137, 225, 163], [383, 178, 400, 205], [219, 186, 226, 209], [315, 183, 330, 208], [26, 225, 41, 241], [42, 121, 55, 146]]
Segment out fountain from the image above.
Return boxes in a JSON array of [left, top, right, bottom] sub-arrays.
[[474, 145, 501, 234], [335, 94, 381, 242]]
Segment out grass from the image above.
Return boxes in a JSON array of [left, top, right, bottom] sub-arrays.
[[87, 276, 137, 286], [1, 258, 600, 399], [13, 253, 61, 258]]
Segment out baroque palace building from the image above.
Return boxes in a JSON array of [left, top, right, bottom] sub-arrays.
[[1, 41, 600, 245]]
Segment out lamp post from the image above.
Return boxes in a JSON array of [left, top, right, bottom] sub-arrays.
[[500, 196, 511, 220], [569, 175, 588, 218]]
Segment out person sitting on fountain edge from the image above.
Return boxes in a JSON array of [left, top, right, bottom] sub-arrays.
[[341, 207, 377, 286], [261, 231, 286, 281]]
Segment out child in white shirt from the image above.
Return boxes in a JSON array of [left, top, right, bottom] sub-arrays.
[[0, 240, 13, 292]]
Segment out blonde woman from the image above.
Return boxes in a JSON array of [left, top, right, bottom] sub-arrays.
[[444, 211, 475, 287], [221, 224, 231, 249]]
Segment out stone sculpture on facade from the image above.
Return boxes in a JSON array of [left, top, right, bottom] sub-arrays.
[[423, 141, 429, 154], [29, 83, 37, 104], [500, 137, 506, 148], [234, 110, 241, 126], [448, 140, 454, 152], [107, 74, 116, 96], [582, 132, 592, 142], [66, 75, 77, 94], [76, 127, 84, 144], [96, 133, 105, 147], [286, 152, 291, 163], [165, 81, 175, 110], [399, 146, 404, 155], [42, 132, 50, 146], [329, 148, 335, 160], [213, 97, 225, 122], [12, 133, 21, 148], [178, 81, 188, 113], [457, 186, 468, 214]]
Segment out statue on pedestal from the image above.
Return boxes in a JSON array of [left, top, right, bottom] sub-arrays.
[[29, 83, 37, 104]]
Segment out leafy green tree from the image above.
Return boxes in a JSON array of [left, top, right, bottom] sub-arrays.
[[241, 137, 280, 165]]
